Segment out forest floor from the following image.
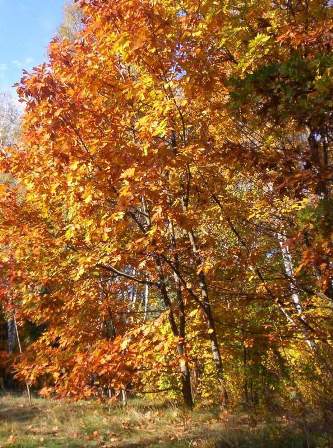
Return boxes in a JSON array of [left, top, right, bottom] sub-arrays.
[[0, 394, 331, 448]]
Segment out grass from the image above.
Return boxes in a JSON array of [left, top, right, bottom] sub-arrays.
[[0, 394, 332, 447]]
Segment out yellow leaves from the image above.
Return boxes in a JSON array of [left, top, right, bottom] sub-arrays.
[[151, 205, 163, 223], [69, 160, 80, 171], [189, 309, 199, 319], [248, 196, 309, 221], [147, 224, 158, 238], [143, 142, 149, 156], [247, 272, 256, 282], [102, 229, 109, 242], [112, 211, 125, 221], [25, 180, 35, 191], [238, 33, 272, 74], [197, 258, 216, 275], [132, 74, 154, 101], [121, 167, 136, 179], [135, 115, 151, 132], [119, 182, 133, 200], [112, 33, 130, 56], [65, 225, 75, 240], [256, 283, 268, 294], [74, 265, 85, 280], [84, 192, 93, 204], [151, 118, 168, 137], [120, 337, 130, 351]]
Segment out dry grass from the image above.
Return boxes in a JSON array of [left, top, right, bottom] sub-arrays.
[[0, 394, 219, 448], [0, 394, 331, 448]]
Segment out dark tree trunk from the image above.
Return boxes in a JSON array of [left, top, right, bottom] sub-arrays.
[[178, 339, 194, 409], [7, 319, 16, 353], [156, 256, 194, 409]]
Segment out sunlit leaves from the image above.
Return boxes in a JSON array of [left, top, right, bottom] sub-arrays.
[[0, 0, 332, 408]]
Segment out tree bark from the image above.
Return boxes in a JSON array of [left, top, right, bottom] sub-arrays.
[[143, 283, 149, 321], [277, 232, 315, 349], [7, 318, 16, 353], [186, 229, 228, 404], [156, 256, 193, 408]]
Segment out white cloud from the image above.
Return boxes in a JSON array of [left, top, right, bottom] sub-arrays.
[[12, 60, 22, 68], [11, 57, 35, 69]]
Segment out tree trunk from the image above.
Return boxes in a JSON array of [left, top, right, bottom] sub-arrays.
[[130, 201, 194, 408], [277, 232, 315, 349], [156, 256, 194, 408], [177, 339, 194, 409], [308, 129, 333, 300], [277, 232, 304, 315], [186, 229, 228, 404], [143, 283, 149, 321], [173, 256, 194, 409], [7, 319, 16, 353]]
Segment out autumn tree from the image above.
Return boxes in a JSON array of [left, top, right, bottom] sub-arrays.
[[0, 0, 332, 411]]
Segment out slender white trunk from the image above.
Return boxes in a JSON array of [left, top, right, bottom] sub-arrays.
[[277, 232, 315, 349], [277, 233, 303, 315], [13, 317, 32, 404], [121, 389, 127, 406], [131, 287, 137, 307], [143, 283, 149, 321]]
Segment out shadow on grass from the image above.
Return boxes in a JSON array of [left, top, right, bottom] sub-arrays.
[[213, 426, 332, 448], [124, 399, 178, 413], [0, 404, 41, 424], [3, 425, 332, 448], [8, 442, 86, 448], [112, 423, 333, 448]]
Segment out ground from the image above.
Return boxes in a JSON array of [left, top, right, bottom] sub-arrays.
[[0, 394, 331, 448]]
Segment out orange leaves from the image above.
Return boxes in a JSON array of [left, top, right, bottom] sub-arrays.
[[131, 29, 150, 52], [277, 21, 333, 50], [0, 184, 8, 196], [0, 0, 332, 409]]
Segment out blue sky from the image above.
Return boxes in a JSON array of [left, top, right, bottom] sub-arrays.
[[0, 0, 65, 96]]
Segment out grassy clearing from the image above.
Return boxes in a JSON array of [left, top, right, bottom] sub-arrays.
[[0, 394, 331, 447]]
